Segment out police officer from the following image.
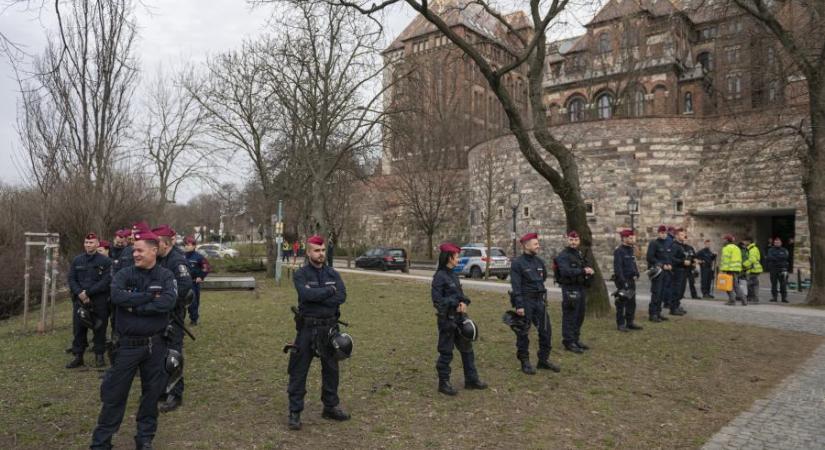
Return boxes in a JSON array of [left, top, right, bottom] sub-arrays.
[[109, 229, 130, 268], [646, 225, 673, 323], [183, 236, 210, 326], [612, 229, 642, 332], [556, 231, 593, 353], [668, 228, 689, 316], [509, 232, 560, 374], [67, 233, 112, 369], [696, 239, 716, 298], [112, 222, 149, 276], [431, 242, 487, 396], [287, 235, 350, 431], [766, 237, 790, 303], [90, 230, 177, 450], [153, 225, 192, 413], [683, 236, 700, 299]]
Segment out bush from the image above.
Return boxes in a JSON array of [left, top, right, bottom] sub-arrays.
[[211, 258, 267, 273]]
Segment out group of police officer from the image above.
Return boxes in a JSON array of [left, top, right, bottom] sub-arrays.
[[67, 222, 210, 449]]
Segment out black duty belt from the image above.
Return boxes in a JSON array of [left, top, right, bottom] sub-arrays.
[[523, 292, 547, 300], [119, 333, 164, 347], [303, 316, 338, 327]]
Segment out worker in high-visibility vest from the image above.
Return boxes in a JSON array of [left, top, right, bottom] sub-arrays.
[[719, 234, 746, 306], [742, 236, 763, 303]]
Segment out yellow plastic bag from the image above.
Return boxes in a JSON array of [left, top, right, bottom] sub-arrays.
[[716, 273, 734, 292]]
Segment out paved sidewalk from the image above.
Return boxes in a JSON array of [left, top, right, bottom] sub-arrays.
[[333, 266, 825, 450]]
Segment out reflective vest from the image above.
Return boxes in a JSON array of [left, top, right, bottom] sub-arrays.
[[720, 243, 743, 272], [743, 243, 763, 274]]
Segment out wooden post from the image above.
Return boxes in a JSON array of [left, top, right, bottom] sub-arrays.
[[23, 239, 31, 331], [49, 241, 59, 331], [38, 243, 51, 334]]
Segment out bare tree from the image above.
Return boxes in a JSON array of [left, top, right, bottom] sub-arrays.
[[142, 67, 211, 217], [476, 147, 497, 278], [324, 0, 612, 315]]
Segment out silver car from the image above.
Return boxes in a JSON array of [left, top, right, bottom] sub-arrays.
[[455, 245, 511, 279]]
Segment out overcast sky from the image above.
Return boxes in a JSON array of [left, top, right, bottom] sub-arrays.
[[0, 0, 591, 200]]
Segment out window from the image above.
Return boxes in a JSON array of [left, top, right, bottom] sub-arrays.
[[497, 207, 504, 219], [585, 201, 595, 215], [701, 26, 718, 40], [490, 248, 506, 257], [567, 97, 586, 122], [684, 92, 693, 113], [598, 32, 611, 53], [698, 52, 714, 73], [627, 89, 645, 117], [523, 206, 530, 218], [727, 74, 742, 98], [596, 93, 613, 119], [767, 47, 776, 67], [460, 248, 482, 258], [675, 200, 684, 214], [768, 80, 780, 102], [622, 28, 639, 48], [725, 46, 741, 65]]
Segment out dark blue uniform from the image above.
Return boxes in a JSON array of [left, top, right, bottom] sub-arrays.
[[288, 263, 347, 414], [431, 269, 479, 385], [696, 247, 716, 297], [68, 252, 112, 356], [157, 246, 192, 401], [111, 245, 134, 275], [184, 250, 210, 324], [669, 240, 689, 313], [555, 247, 590, 348], [509, 253, 551, 363], [683, 244, 699, 299], [646, 237, 673, 319], [90, 263, 176, 449], [612, 244, 639, 328], [766, 246, 790, 301]]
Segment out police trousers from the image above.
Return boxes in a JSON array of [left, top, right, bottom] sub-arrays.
[[72, 298, 109, 355], [287, 323, 339, 413], [187, 283, 201, 323], [671, 269, 688, 312], [770, 270, 788, 301], [747, 274, 760, 301], [516, 294, 551, 362], [700, 266, 713, 296], [649, 270, 672, 318], [435, 315, 478, 383], [614, 280, 636, 327], [90, 336, 168, 449], [167, 306, 186, 399], [561, 286, 586, 346]]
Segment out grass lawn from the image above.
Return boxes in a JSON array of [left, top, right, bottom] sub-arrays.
[[1, 272, 822, 449]]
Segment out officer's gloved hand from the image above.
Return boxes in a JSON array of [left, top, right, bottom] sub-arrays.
[[149, 286, 163, 299]]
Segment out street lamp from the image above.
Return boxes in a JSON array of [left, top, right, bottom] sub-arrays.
[[509, 179, 522, 257], [248, 217, 255, 257], [627, 196, 639, 232]]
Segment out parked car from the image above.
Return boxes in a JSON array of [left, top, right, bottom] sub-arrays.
[[355, 247, 408, 272], [455, 245, 510, 279], [196, 243, 239, 258]]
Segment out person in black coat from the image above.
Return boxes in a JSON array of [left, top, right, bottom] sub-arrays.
[[67, 233, 112, 368], [556, 231, 594, 353], [695, 240, 716, 299], [766, 237, 790, 303], [431, 242, 487, 396], [612, 229, 642, 332]]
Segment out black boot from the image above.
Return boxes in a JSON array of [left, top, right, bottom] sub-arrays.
[[135, 441, 153, 450], [438, 379, 458, 395], [95, 354, 106, 368], [770, 297, 778, 302], [464, 379, 488, 390], [564, 343, 584, 354], [657, 315, 669, 321], [537, 359, 561, 372], [322, 406, 351, 421], [781, 298, 789, 303], [618, 325, 630, 332], [158, 395, 182, 413], [649, 315, 662, 323], [520, 359, 536, 375], [288, 411, 302, 430], [627, 323, 643, 330], [576, 342, 590, 351], [65, 353, 84, 369]]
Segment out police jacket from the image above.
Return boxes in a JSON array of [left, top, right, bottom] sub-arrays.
[[765, 246, 790, 271], [720, 243, 743, 272], [684, 244, 697, 267], [613, 245, 639, 287], [671, 241, 689, 271], [556, 247, 590, 287], [185, 250, 211, 280], [158, 246, 193, 306], [431, 268, 469, 314], [509, 253, 547, 309], [68, 252, 112, 302], [743, 243, 763, 274], [646, 238, 672, 269], [110, 263, 177, 337], [112, 245, 134, 275], [293, 263, 346, 318], [696, 247, 716, 267]]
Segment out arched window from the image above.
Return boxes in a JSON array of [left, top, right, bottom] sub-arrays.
[[596, 93, 613, 119], [625, 88, 645, 117], [567, 96, 586, 122], [697, 52, 713, 73], [768, 80, 780, 102], [598, 32, 611, 53], [684, 92, 693, 113]]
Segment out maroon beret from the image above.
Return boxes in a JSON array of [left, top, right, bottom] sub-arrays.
[[85, 232, 98, 240], [132, 221, 151, 233], [566, 231, 579, 238], [723, 234, 735, 242], [438, 242, 461, 254], [151, 225, 175, 238], [519, 232, 538, 243], [115, 229, 131, 238], [184, 236, 197, 245], [99, 240, 111, 249], [619, 229, 635, 238], [134, 231, 159, 242], [657, 225, 667, 233], [307, 235, 324, 246], [666, 226, 675, 233]]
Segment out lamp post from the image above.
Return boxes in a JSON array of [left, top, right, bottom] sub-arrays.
[[248, 217, 255, 257], [627, 196, 639, 232], [509, 179, 522, 257]]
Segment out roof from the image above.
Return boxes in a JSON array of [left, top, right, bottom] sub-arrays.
[[546, 35, 585, 62], [384, 0, 531, 52], [588, 0, 679, 26]]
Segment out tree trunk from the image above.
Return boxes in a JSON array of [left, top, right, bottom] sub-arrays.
[[427, 232, 434, 260], [562, 196, 611, 317], [804, 88, 825, 305]]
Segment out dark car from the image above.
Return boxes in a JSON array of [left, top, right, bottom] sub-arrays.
[[355, 247, 409, 272]]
